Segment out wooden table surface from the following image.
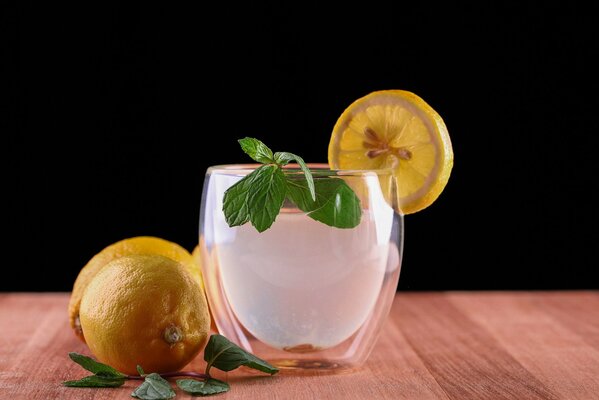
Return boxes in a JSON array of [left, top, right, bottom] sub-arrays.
[[1, 291, 598, 399]]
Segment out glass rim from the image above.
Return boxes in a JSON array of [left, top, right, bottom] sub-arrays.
[[206, 163, 394, 177]]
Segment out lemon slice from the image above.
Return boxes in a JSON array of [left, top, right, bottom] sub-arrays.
[[328, 90, 453, 214]]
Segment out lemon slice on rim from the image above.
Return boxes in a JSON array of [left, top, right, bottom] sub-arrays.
[[328, 89, 453, 214]]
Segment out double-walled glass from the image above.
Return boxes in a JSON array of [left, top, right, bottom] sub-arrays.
[[199, 164, 403, 373]]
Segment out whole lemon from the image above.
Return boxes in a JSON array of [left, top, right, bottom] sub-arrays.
[[79, 254, 210, 375], [68, 236, 203, 342]]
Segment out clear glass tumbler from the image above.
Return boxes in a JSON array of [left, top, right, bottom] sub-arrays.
[[198, 164, 403, 373]]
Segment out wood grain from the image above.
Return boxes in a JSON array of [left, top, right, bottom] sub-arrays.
[[1, 292, 598, 399]]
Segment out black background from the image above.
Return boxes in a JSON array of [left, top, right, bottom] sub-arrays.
[[3, 2, 598, 291]]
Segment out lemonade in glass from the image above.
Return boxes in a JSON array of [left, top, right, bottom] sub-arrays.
[[198, 90, 453, 373]]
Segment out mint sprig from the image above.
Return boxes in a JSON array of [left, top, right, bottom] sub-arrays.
[[223, 137, 361, 231], [62, 334, 278, 398]]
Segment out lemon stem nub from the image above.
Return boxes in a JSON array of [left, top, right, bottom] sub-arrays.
[[163, 325, 183, 345]]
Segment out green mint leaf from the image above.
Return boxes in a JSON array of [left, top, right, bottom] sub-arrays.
[[286, 177, 361, 228], [177, 378, 230, 396], [68, 352, 126, 378], [204, 334, 279, 375], [238, 137, 274, 164], [131, 373, 176, 400], [136, 365, 145, 376], [62, 375, 126, 388], [222, 166, 262, 227], [274, 152, 315, 201], [246, 165, 287, 232], [223, 165, 286, 232]]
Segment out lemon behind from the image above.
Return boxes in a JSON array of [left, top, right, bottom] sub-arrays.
[[68, 236, 203, 342]]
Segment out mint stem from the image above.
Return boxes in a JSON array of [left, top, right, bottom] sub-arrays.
[[126, 371, 210, 380]]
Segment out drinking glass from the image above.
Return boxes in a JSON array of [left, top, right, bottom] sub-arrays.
[[198, 164, 403, 373]]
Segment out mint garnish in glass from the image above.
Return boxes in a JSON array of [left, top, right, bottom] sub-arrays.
[[222, 137, 361, 232]]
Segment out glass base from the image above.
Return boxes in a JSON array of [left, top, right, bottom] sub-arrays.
[[241, 358, 358, 375]]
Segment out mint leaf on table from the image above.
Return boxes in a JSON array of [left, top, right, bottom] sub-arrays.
[[287, 177, 361, 228], [62, 353, 126, 388], [67, 352, 126, 378], [238, 137, 275, 164], [131, 373, 176, 400], [177, 378, 230, 396], [222, 137, 361, 232], [63, 375, 126, 388], [204, 334, 279, 375]]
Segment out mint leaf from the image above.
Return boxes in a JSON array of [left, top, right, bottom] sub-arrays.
[[204, 334, 279, 375], [68, 352, 126, 378], [286, 177, 361, 228], [222, 167, 260, 227], [239, 137, 274, 164], [247, 165, 286, 232], [63, 353, 126, 388], [223, 165, 286, 232], [63, 375, 126, 388], [177, 378, 230, 396], [137, 365, 145, 376], [131, 373, 176, 400], [274, 152, 315, 201]]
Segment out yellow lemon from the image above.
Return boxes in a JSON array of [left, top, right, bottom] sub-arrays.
[[68, 236, 203, 342], [79, 254, 210, 375], [191, 243, 202, 284], [328, 90, 453, 214]]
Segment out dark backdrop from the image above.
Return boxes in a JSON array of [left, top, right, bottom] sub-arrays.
[[3, 2, 598, 291]]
